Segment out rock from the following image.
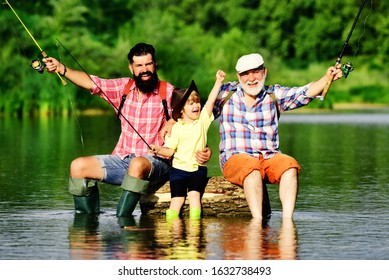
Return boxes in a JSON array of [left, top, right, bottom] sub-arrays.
[[140, 176, 271, 218]]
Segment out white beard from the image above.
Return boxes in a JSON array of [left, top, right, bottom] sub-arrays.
[[240, 77, 266, 97]]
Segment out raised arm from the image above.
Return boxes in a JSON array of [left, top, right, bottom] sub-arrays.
[[43, 57, 95, 91], [306, 64, 343, 97], [204, 70, 226, 116]]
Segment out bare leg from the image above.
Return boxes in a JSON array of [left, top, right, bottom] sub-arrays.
[[127, 156, 151, 178], [243, 170, 263, 219], [279, 168, 298, 218], [169, 197, 185, 213], [188, 191, 202, 219], [187, 191, 201, 209], [70, 156, 104, 180]]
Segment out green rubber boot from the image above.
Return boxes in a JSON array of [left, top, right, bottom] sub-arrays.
[[166, 209, 180, 220], [69, 178, 100, 214], [189, 207, 202, 220], [116, 174, 149, 217]]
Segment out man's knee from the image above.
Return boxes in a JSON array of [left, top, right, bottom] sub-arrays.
[[70, 156, 103, 179], [128, 157, 151, 178], [70, 158, 84, 176], [282, 168, 298, 180], [243, 170, 262, 186]]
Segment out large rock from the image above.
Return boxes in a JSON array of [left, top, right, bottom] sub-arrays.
[[140, 176, 271, 218]]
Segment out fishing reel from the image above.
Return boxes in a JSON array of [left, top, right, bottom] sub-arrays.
[[341, 62, 354, 78], [30, 58, 45, 74]]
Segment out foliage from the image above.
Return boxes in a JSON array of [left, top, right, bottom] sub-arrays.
[[0, 0, 388, 115]]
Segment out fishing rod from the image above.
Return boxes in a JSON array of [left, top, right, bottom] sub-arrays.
[[56, 38, 153, 150], [320, 0, 367, 100], [3, 0, 67, 86]]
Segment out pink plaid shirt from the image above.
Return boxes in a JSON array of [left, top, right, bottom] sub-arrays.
[[91, 76, 174, 159]]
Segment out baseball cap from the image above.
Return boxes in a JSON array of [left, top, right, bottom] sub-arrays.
[[235, 53, 265, 73]]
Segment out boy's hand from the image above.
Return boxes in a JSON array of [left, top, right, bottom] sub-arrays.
[[149, 144, 158, 155], [216, 70, 226, 82]]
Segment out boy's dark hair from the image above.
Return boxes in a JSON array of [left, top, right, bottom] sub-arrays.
[[127, 43, 156, 63]]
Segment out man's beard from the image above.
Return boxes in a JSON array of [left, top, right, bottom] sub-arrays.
[[240, 77, 265, 97], [134, 71, 159, 93]]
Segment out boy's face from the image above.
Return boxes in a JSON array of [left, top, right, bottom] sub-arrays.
[[181, 95, 201, 121]]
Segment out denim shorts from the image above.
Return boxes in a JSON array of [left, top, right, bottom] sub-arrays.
[[95, 154, 171, 186]]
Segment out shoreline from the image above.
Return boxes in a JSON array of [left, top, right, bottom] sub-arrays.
[[80, 103, 389, 116], [284, 102, 389, 114]]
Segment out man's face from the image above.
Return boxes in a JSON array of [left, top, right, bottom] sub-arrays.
[[129, 54, 158, 93], [237, 67, 266, 97]]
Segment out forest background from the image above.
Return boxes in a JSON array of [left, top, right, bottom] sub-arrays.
[[0, 0, 388, 116]]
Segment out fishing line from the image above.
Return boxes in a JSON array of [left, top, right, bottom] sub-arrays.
[[353, 0, 373, 59], [56, 38, 153, 150], [1, 2, 29, 64], [56, 42, 86, 155], [3, 0, 67, 85], [3, 1, 85, 153], [320, 0, 368, 100]]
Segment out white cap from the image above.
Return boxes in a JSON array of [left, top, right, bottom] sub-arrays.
[[235, 53, 265, 73]]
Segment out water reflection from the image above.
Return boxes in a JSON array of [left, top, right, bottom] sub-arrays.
[[205, 218, 298, 260], [69, 214, 104, 259], [67, 214, 298, 260], [156, 218, 206, 259]]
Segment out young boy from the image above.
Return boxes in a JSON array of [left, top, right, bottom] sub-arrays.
[[150, 70, 226, 219]]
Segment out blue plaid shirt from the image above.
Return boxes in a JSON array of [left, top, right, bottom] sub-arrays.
[[216, 82, 316, 170]]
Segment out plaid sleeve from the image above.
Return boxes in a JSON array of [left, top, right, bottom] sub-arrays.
[[270, 83, 315, 112], [90, 76, 130, 109]]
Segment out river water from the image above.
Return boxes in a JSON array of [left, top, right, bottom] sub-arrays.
[[0, 111, 388, 260]]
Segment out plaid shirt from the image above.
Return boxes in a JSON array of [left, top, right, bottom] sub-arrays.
[[216, 82, 316, 169], [91, 76, 174, 158]]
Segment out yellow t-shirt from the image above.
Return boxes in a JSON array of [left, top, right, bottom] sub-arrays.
[[164, 109, 214, 172]]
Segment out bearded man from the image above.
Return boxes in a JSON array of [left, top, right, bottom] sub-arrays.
[[214, 53, 343, 219], [44, 43, 210, 217]]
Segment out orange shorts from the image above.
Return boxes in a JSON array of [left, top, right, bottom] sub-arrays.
[[222, 153, 301, 186]]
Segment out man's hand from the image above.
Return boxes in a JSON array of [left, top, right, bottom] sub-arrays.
[[160, 118, 176, 140], [42, 57, 63, 74], [195, 147, 212, 164], [327, 63, 343, 81]]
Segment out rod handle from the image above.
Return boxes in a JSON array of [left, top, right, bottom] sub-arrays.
[[41, 51, 67, 86], [320, 73, 335, 100]]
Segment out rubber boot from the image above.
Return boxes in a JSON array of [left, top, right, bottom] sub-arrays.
[[116, 191, 141, 217], [117, 216, 136, 228], [69, 178, 100, 214], [166, 209, 180, 220], [189, 207, 202, 220], [116, 174, 149, 217], [73, 186, 100, 214]]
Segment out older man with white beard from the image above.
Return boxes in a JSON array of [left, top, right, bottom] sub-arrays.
[[214, 53, 343, 219]]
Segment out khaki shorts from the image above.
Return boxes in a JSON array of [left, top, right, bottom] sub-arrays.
[[222, 153, 301, 186]]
